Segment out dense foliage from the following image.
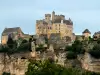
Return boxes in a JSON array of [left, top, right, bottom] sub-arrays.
[[65, 40, 85, 59], [0, 37, 30, 54], [66, 51, 77, 59], [65, 37, 100, 59], [25, 60, 100, 75], [65, 40, 85, 54], [36, 44, 46, 52], [89, 40, 100, 58], [2, 72, 10, 75]]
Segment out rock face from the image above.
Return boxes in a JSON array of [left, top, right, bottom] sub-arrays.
[[0, 53, 30, 75], [40, 44, 57, 62], [56, 51, 66, 66], [82, 53, 100, 73]]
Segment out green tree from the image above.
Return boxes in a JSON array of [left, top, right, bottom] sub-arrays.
[[5, 36, 17, 54], [72, 40, 85, 54], [26, 60, 100, 75], [0, 45, 9, 52], [97, 38, 100, 44], [44, 37, 48, 44], [66, 51, 77, 59], [7, 37, 15, 49], [36, 44, 45, 52], [2, 72, 10, 75], [89, 44, 100, 58], [21, 39, 28, 44], [65, 46, 72, 51]]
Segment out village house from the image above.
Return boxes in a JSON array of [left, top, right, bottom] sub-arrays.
[[82, 29, 91, 38], [75, 29, 91, 41], [93, 31, 100, 40], [1, 27, 30, 45]]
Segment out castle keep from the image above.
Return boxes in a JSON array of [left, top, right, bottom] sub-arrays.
[[36, 11, 73, 39]]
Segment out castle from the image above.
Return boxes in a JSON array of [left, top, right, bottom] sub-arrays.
[[36, 11, 73, 40]]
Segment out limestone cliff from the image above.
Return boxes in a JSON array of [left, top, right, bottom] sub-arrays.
[[0, 52, 30, 75]]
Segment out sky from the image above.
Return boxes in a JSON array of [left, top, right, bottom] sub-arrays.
[[0, 0, 100, 39]]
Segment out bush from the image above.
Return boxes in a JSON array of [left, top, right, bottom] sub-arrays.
[[36, 44, 45, 52], [2, 72, 10, 75], [21, 39, 28, 44], [17, 43, 29, 52], [65, 46, 72, 51], [66, 51, 77, 59], [97, 38, 100, 44], [0, 45, 9, 52], [26, 60, 100, 75], [7, 37, 15, 49], [89, 50, 100, 59]]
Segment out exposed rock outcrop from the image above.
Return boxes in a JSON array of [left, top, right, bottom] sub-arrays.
[[0, 52, 31, 75]]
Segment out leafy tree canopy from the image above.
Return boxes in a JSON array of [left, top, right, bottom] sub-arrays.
[[25, 60, 100, 75]]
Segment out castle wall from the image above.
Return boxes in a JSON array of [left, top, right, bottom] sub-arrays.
[[45, 14, 51, 22], [36, 11, 73, 39], [52, 23, 73, 38]]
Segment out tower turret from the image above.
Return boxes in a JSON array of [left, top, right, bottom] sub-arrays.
[[45, 14, 51, 22], [52, 11, 55, 21]]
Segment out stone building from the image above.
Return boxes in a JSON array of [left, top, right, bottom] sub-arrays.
[[93, 31, 100, 40], [36, 11, 73, 40], [75, 29, 91, 41], [82, 29, 91, 38], [1, 27, 30, 45]]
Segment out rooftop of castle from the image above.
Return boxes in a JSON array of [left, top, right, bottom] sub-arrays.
[[83, 29, 91, 34], [2, 27, 23, 35], [36, 11, 73, 25], [53, 19, 73, 25]]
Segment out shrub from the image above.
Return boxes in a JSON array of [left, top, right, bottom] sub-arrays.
[[89, 50, 100, 59], [21, 39, 28, 44], [66, 51, 77, 59], [36, 44, 45, 52], [2, 72, 10, 75], [26, 60, 100, 75], [17, 43, 29, 52]]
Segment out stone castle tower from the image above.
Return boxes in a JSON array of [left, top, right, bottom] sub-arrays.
[[36, 11, 73, 40], [52, 11, 55, 22]]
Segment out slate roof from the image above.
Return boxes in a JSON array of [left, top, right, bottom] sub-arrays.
[[53, 19, 73, 25], [83, 29, 91, 34], [2, 27, 23, 35], [72, 33, 75, 36], [94, 31, 100, 35], [63, 20, 72, 25]]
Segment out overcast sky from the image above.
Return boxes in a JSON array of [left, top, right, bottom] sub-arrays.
[[0, 0, 100, 37]]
